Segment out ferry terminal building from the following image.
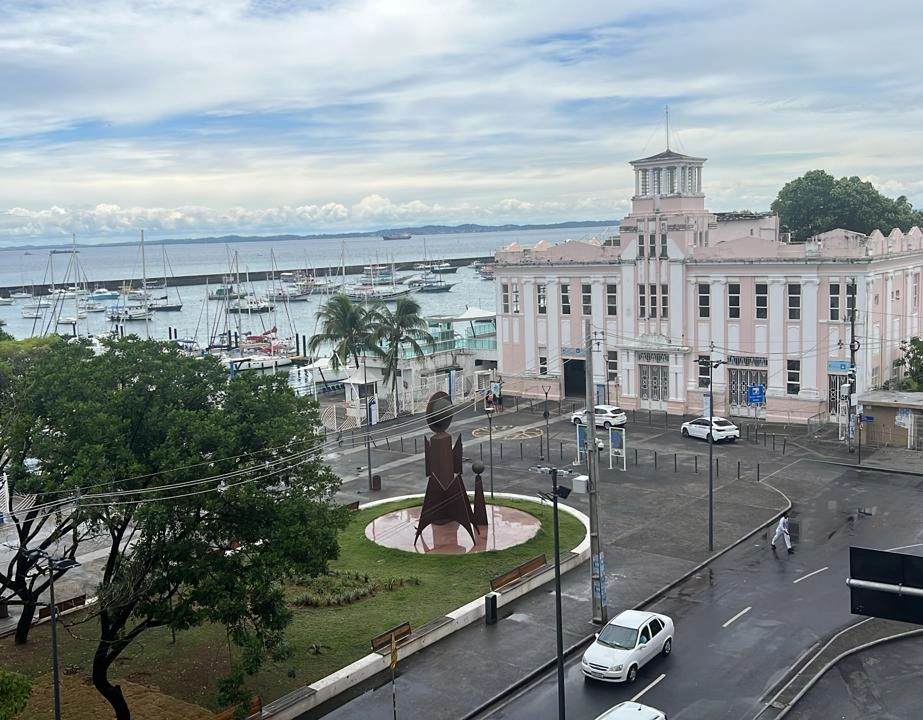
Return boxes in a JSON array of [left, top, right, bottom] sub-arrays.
[[493, 149, 923, 426]]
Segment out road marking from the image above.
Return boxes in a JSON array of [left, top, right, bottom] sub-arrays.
[[631, 673, 666, 702], [722, 606, 751, 628], [793, 566, 829, 584], [888, 543, 923, 552]]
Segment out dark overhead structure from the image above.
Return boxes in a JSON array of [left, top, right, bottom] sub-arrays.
[[847, 547, 923, 625]]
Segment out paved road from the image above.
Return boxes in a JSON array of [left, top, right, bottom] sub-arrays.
[[475, 461, 923, 720]]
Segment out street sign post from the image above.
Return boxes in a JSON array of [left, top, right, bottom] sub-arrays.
[[747, 384, 765, 406]]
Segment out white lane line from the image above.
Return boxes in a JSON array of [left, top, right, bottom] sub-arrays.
[[722, 606, 751, 628], [793, 566, 829, 584], [888, 543, 923, 552], [631, 673, 666, 702]]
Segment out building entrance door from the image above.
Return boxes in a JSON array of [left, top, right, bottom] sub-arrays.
[[639, 364, 668, 410], [728, 368, 768, 418]]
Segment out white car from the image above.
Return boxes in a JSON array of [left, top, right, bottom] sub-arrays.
[[680, 416, 740, 443], [581, 609, 674, 683], [571, 404, 627, 429], [593, 702, 668, 720]]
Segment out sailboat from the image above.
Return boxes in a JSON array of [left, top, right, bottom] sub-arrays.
[[107, 231, 153, 322], [149, 245, 184, 312]]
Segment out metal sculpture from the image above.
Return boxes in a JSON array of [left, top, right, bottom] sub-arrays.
[[415, 392, 482, 544]]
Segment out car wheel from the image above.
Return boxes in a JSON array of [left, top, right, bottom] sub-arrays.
[[681, 428, 689, 437], [707, 432, 714, 443], [662, 638, 672, 656], [626, 664, 638, 683], [603, 421, 612, 429], [729, 436, 737, 442]]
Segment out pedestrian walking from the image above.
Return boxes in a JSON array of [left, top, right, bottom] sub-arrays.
[[771, 511, 793, 554]]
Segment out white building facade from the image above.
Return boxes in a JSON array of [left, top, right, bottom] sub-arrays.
[[494, 149, 923, 424]]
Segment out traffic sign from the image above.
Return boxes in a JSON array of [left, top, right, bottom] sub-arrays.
[[827, 359, 851, 372], [747, 384, 765, 405], [861, 415, 874, 423]]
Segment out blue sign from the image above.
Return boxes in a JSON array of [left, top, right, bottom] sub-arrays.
[[609, 428, 623, 449], [861, 415, 874, 423], [827, 359, 851, 373], [747, 384, 765, 405]]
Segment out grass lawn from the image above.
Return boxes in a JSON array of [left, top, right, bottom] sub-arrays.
[[1, 497, 586, 719]]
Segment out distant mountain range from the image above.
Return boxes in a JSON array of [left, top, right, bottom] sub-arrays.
[[0, 220, 620, 251]]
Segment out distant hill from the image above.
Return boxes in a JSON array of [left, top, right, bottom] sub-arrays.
[[2, 220, 620, 251]]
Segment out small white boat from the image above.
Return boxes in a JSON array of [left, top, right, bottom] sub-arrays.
[[0, 296, 12, 306], [89, 288, 120, 301], [106, 304, 152, 321]]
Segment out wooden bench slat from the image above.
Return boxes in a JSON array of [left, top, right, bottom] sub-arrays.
[[370, 621, 412, 652], [490, 554, 547, 592]]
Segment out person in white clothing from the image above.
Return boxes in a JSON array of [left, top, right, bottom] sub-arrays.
[[771, 511, 793, 554]]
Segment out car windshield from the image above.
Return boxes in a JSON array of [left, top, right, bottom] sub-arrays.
[[596, 623, 638, 649], [714, 420, 734, 427]]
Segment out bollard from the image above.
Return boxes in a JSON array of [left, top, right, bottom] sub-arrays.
[[674, 453, 678, 472], [772, 434, 776, 452], [414, 438, 418, 453], [634, 448, 638, 465], [560, 441, 564, 459], [757, 463, 761, 482], [520, 442, 523, 460], [737, 460, 741, 480], [746, 425, 751, 441], [783, 437, 787, 455], [716, 458, 719, 478], [648, 409, 653, 425], [401, 436, 404, 453], [480, 444, 484, 459], [386, 437, 391, 450], [695, 456, 698, 473], [763, 432, 767, 447], [665, 413, 669, 429]]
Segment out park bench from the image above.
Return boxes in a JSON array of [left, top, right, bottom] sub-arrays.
[[38, 594, 86, 620], [342, 500, 360, 512], [370, 621, 412, 653], [489, 554, 548, 592]]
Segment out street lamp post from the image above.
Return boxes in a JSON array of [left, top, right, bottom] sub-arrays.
[[363, 354, 373, 492], [542, 385, 551, 462], [700, 354, 727, 552], [26, 549, 80, 720], [541, 470, 571, 720], [485, 407, 495, 498]]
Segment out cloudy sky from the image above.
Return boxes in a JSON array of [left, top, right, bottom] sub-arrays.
[[2, 0, 922, 245]]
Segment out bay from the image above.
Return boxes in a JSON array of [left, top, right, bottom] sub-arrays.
[[0, 225, 609, 344]]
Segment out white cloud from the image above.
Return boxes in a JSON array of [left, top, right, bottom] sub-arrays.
[[1, 0, 922, 243]]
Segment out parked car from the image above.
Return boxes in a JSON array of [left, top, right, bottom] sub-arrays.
[[581, 609, 674, 683], [571, 404, 627, 428], [593, 702, 668, 720], [680, 416, 740, 442]]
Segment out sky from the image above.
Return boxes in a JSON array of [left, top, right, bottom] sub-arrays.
[[2, 0, 923, 245]]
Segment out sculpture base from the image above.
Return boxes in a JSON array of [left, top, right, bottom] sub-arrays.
[[365, 504, 541, 554]]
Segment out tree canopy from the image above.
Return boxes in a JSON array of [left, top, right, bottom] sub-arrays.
[[369, 297, 433, 414], [771, 170, 923, 241], [0, 335, 348, 720], [308, 293, 377, 370]]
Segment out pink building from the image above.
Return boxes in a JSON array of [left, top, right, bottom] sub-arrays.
[[494, 149, 923, 424]]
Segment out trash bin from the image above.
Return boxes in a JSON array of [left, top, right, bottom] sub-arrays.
[[371, 474, 381, 491], [0, 602, 8, 619], [485, 592, 499, 625], [571, 474, 589, 494]]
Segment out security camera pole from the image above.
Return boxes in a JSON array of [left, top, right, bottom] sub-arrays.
[[584, 319, 607, 624]]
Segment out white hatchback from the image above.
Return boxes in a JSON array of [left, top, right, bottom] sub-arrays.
[[581, 609, 674, 683], [593, 702, 667, 720], [571, 404, 628, 429], [680, 416, 740, 443]]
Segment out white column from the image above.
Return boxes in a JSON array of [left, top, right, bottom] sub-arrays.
[[768, 279, 785, 396], [802, 278, 820, 399], [546, 279, 560, 375], [522, 279, 535, 376]]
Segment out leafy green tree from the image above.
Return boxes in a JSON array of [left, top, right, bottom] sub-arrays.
[[0, 669, 31, 719], [369, 298, 433, 415], [0, 335, 90, 645], [0, 336, 349, 720], [897, 337, 923, 390], [308, 293, 377, 370], [771, 170, 923, 240]]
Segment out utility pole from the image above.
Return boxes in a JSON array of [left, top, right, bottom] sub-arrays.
[[584, 318, 608, 624], [848, 279, 859, 454], [542, 385, 551, 462], [364, 354, 374, 490]]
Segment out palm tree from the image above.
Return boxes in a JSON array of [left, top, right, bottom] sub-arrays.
[[369, 297, 433, 415], [308, 293, 376, 370]]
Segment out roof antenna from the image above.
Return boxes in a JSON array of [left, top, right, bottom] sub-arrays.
[[665, 105, 670, 150]]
